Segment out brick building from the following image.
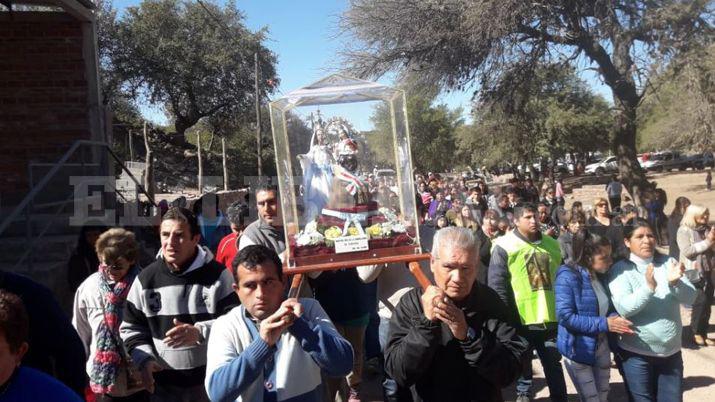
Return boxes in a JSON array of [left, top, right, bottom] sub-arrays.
[[0, 0, 107, 308], [0, 0, 104, 207]]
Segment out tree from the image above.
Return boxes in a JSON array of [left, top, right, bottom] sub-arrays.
[[457, 64, 612, 169], [456, 108, 536, 168], [367, 91, 463, 173], [639, 43, 715, 151], [95, 0, 121, 108], [342, 0, 713, 195], [110, 0, 278, 137]]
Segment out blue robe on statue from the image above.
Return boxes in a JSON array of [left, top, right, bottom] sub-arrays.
[[299, 144, 333, 223]]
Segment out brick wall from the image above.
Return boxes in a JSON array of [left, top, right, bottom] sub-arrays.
[[0, 13, 92, 205]]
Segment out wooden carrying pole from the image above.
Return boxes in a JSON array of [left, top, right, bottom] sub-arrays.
[[287, 274, 304, 299], [408, 261, 432, 290], [286, 255, 432, 298]]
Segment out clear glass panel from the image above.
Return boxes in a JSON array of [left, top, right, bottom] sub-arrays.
[[269, 75, 422, 271]]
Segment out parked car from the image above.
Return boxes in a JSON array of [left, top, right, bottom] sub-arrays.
[[552, 161, 570, 175], [641, 151, 693, 172], [688, 152, 715, 170], [584, 156, 618, 175]]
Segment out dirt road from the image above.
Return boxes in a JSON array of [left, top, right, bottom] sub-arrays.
[[515, 306, 715, 401]]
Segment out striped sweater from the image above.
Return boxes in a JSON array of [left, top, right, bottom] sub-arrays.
[[120, 246, 239, 387]]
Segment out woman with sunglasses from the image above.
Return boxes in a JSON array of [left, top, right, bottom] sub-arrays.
[[72, 228, 148, 402], [608, 218, 696, 401], [588, 198, 611, 228], [588, 197, 628, 261]]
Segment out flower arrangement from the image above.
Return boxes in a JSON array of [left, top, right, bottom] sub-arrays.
[[296, 213, 408, 246]]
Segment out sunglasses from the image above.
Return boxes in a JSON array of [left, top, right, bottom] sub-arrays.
[[102, 261, 129, 271]]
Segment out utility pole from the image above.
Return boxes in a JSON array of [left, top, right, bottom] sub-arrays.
[[254, 52, 262, 177]]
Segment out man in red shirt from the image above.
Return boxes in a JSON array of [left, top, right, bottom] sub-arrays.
[[215, 202, 249, 272]]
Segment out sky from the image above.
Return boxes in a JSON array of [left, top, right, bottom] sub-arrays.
[[113, 0, 613, 130]]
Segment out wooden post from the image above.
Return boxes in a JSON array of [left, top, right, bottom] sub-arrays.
[[143, 121, 154, 199], [207, 131, 215, 152], [222, 136, 229, 191], [197, 131, 203, 194], [255, 52, 262, 177], [128, 129, 134, 162]]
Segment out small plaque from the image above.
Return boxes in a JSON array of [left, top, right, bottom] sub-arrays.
[[334, 235, 369, 254]]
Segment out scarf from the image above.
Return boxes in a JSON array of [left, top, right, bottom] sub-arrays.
[[89, 264, 138, 394]]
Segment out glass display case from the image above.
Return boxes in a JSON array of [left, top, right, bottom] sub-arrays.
[[269, 74, 422, 272]]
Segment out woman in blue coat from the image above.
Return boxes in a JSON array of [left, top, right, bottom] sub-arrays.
[[556, 231, 634, 402]]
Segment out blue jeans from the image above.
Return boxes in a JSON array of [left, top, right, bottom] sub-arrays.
[[516, 327, 567, 401], [620, 350, 683, 402]]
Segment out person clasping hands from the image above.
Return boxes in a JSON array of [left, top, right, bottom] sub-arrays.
[[421, 286, 468, 340], [386, 227, 528, 401], [258, 298, 304, 346], [204, 246, 353, 402]]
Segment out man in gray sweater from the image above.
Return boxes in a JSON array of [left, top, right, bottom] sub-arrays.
[[239, 184, 285, 256]]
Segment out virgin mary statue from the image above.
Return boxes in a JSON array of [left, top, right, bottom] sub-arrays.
[[298, 126, 334, 222]]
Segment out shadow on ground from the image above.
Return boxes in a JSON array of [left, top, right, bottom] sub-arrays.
[[683, 375, 715, 392]]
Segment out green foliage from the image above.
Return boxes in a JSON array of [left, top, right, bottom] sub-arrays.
[[342, 0, 713, 187], [109, 0, 278, 136], [456, 65, 612, 166], [638, 44, 715, 152], [96, 0, 122, 107], [366, 92, 464, 172]]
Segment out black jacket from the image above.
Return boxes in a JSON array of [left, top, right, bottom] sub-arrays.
[[475, 227, 492, 286], [385, 283, 528, 402]]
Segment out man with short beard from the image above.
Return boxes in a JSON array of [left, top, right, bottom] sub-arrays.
[[239, 185, 285, 256]]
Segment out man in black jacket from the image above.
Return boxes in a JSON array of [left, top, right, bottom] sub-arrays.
[[385, 227, 528, 402]]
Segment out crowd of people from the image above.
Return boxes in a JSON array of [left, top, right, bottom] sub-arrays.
[[0, 172, 713, 402]]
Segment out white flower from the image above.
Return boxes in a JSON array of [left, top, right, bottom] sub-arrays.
[[296, 233, 311, 247], [391, 223, 406, 233], [378, 207, 398, 222], [304, 220, 318, 234], [296, 231, 325, 247]]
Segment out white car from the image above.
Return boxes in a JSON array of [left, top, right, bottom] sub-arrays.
[[584, 156, 618, 175]]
